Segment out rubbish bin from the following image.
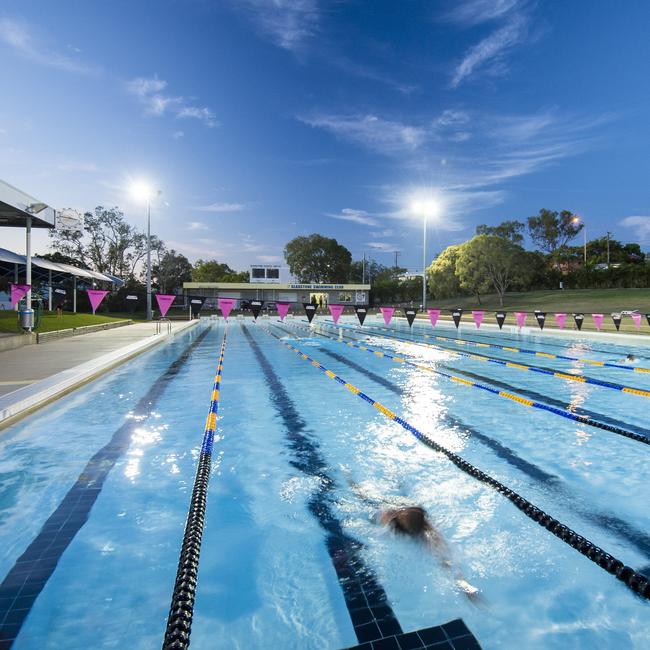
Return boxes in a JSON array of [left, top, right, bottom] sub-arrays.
[[19, 309, 34, 330]]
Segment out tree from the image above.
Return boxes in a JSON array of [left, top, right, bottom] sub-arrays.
[[192, 259, 249, 282], [456, 235, 529, 306], [476, 220, 525, 244], [527, 209, 582, 254], [427, 245, 462, 299], [48, 206, 157, 281], [284, 234, 352, 282], [348, 258, 388, 283], [153, 250, 193, 293]]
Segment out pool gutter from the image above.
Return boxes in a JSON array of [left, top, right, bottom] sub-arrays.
[[0, 320, 199, 430]]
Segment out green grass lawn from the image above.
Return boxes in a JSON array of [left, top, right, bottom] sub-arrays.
[[418, 288, 650, 335], [0, 311, 133, 334]]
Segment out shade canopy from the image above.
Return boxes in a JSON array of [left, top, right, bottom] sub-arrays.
[[0, 179, 56, 228]]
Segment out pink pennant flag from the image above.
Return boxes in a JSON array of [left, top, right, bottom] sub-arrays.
[[554, 313, 567, 329], [592, 313, 604, 330], [218, 297, 236, 320], [515, 312, 527, 328], [472, 311, 484, 329], [380, 306, 395, 325], [155, 294, 176, 318], [10, 283, 31, 307], [329, 304, 345, 325], [427, 308, 440, 328], [87, 289, 109, 314], [276, 301, 291, 321], [631, 313, 642, 329]]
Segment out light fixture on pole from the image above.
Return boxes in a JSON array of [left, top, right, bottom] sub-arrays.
[[131, 181, 161, 321], [410, 197, 439, 311]]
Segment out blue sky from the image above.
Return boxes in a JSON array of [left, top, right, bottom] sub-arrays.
[[1, 0, 649, 273]]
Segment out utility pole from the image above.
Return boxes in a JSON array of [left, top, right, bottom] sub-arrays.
[[362, 251, 366, 284], [394, 250, 400, 270], [606, 231, 611, 267]]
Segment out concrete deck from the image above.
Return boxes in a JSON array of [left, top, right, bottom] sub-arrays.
[[0, 320, 198, 427]]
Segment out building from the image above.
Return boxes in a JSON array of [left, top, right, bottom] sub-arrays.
[[183, 264, 371, 308]]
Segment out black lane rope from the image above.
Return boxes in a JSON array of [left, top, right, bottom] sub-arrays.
[[0, 326, 211, 648], [264, 327, 650, 601], [286, 321, 650, 447], [282, 328, 650, 566], [317, 320, 650, 398], [240, 325, 406, 646], [162, 328, 227, 650]]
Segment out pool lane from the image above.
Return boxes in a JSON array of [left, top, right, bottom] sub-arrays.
[[287, 329, 650, 570], [313, 321, 650, 398], [0, 327, 211, 648], [263, 327, 650, 602]]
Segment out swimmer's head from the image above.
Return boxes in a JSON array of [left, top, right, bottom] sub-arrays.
[[380, 506, 429, 537], [627, 354, 637, 361]]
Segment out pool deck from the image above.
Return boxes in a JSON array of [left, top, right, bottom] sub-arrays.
[[0, 319, 198, 428]]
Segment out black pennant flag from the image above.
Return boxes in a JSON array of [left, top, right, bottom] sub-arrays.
[[303, 302, 317, 323], [125, 294, 139, 314], [188, 295, 206, 317], [404, 308, 417, 327], [646, 313, 650, 327], [535, 311, 546, 329], [250, 300, 264, 320], [495, 312, 506, 329], [53, 288, 67, 308], [354, 305, 368, 326], [611, 312, 622, 331], [451, 308, 463, 329], [573, 313, 584, 330]]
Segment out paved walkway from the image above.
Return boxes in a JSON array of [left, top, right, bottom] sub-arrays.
[[0, 320, 197, 425]]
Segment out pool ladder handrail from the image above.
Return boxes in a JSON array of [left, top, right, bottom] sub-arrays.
[[156, 318, 173, 335]]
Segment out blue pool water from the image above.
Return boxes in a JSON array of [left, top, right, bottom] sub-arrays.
[[1, 316, 649, 648]]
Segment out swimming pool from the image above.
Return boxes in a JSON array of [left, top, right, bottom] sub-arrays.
[[1, 316, 649, 648]]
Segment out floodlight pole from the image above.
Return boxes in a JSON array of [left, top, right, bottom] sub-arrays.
[[26, 216, 32, 329], [146, 198, 152, 321], [422, 214, 427, 311]]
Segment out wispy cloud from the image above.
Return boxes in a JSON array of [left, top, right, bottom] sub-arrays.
[[325, 208, 380, 226], [0, 17, 97, 74], [257, 254, 283, 263], [57, 160, 99, 173], [172, 130, 184, 140], [188, 221, 208, 231], [195, 202, 246, 213], [620, 216, 650, 244], [126, 76, 218, 127], [366, 241, 400, 252], [298, 114, 427, 154], [241, 235, 265, 253], [369, 229, 395, 238], [443, 0, 521, 27], [231, 0, 319, 52], [451, 13, 528, 87]]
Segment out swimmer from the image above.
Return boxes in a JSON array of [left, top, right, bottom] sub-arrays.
[[617, 353, 638, 364], [345, 476, 483, 603]]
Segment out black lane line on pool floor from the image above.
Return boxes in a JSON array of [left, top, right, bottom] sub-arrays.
[[308, 321, 650, 444], [291, 328, 650, 568], [0, 326, 212, 648], [242, 325, 482, 650]]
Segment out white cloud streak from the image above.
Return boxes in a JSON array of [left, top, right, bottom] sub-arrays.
[[231, 0, 319, 52], [126, 76, 218, 127], [195, 202, 246, 213], [325, 208, 380, 226], [443, 0, 521, 27], [620, 216, 650, 244], [0, 17, 97, 74]]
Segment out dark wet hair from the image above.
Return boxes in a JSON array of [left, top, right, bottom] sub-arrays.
[[388, 506, 429, 537]]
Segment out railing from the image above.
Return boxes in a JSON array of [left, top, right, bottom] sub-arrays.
[[156, 319, 172, 335]]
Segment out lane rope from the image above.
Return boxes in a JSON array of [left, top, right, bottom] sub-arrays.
[[263, 327, 650, 601], [279, 321, 649, 446], [361, 320, 650, 373], [313, 320, 650, 399], [163, 327, 227, 650]]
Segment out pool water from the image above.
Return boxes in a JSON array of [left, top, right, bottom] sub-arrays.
[[1, 316, 649, 649]]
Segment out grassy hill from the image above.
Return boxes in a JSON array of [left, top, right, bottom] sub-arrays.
[[420, 288, 650, 335]]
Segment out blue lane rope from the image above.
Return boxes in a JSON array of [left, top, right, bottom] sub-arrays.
[[280, 321, 650, 446], [312, 320, 650, 399], [163, 327, 227, 650], [263, 327, 650, 601]]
